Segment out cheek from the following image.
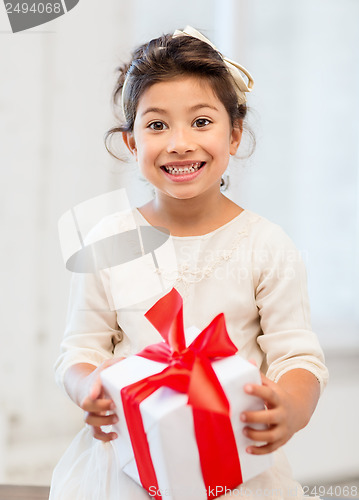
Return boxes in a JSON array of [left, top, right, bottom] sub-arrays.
[[207, 128, 232, 151], [136, 145, 159, 176], [136, 134, 156, 155], [211, 134, 232, 159], [133, 139, 149, 163]]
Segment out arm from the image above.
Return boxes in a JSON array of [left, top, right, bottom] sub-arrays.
[[56, 214, 141, 441], [240, 368, 320, 455], [242, 222, 328, 454], [277, 368, 320, 428], [56, 266, 126, 441], [252, 222, 328, 393]]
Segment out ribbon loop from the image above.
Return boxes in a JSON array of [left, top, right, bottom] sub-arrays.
[[145, 286, 186, 353], [189, 312, 238, 358]]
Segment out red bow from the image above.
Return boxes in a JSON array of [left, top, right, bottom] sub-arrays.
[[121, 288, 243, 499]]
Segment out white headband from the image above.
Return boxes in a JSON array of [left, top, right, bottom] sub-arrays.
[[121, 25, 254, 113], [173, 26, 254, 105]]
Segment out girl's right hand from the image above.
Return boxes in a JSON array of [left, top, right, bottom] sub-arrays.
[[80, 358, 124, 442]]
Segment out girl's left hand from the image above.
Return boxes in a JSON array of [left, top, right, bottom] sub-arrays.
[[240, 373, 302, 455]]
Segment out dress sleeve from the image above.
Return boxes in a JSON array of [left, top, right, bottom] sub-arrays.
[[54, 268, 122, 392], [54, 212, 137, 392], [253, 222, 329, 394]]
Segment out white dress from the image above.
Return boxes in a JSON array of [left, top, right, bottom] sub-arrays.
[[50, 208, 328, 500]]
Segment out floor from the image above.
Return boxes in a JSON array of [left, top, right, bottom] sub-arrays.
[[0, 485, 50, 500]]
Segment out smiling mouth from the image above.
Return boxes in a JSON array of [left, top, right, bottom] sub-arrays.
[[161, 162, 205, 175]]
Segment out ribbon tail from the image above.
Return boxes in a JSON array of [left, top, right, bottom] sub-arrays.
[[120, 365, 191, 498], [121, 379, 161, 498], [189, 357, 243, 496], [192, 408, 243, 498], [188, 356, 229, 415]]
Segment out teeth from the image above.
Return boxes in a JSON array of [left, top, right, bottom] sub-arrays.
[[164, 162, 203, 175]]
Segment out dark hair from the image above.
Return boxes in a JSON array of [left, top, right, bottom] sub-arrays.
[[105, 30, 254, 158]]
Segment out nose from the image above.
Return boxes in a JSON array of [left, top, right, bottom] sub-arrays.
[[166, 127, 195, 154]]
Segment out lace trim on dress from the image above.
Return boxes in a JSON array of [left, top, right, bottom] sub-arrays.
[[154, 213, 260, 301]]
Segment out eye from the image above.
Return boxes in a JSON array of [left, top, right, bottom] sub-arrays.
[[148, 121, 167, 131], [193, 118, 212, 128]]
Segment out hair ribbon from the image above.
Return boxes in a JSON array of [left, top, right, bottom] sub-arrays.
[[122, 25, 254, 113], [173, 25, 254, 105]]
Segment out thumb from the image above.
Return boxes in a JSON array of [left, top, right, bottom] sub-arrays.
[[89, 375, 103, 401], [90, 357, 125, 400], [259, 371, 276, 388]]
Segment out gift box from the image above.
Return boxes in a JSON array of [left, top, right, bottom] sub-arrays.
[[101, 288, 272, 500]]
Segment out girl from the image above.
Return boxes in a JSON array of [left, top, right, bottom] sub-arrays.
[[50, 26, 328, 500]]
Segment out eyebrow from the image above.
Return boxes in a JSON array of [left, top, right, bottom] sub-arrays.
[[141, 103, 219, 117], [190, 103, 219, 112], [141, 107, 167, 117]]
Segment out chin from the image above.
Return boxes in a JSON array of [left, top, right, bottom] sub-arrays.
[[166, 189, 201, 200]]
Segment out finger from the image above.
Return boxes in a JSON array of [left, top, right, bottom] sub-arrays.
[[259, 372, 278, 389], [91, 426, 118, 442], [90, 357, 125, 400], [89, 375, 103, 401], [243, 425, 281, 444], [246, 439, 284, 455], [85, 412, 119, 428], [240, 408, 280, 426], [82, 396, 116, 413], [243, 383, 280, 407]]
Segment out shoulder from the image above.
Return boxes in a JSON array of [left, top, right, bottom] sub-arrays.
[[83, 208, 137, 245], [64, 209, 140, 275], [241, 210, 306, 273], [244, 210, 298, 252]]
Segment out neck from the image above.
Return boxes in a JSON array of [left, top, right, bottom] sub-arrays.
[[140, 187, 242, 236]]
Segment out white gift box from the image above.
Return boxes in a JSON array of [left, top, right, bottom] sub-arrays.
[[101, 332, 273, 500]]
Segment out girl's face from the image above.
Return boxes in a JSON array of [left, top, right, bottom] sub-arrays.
[[123, 76, 242, 201]]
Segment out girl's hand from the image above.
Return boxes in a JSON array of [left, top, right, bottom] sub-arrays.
[[240, 373, 304, 455], [80, 358, 124, 442]]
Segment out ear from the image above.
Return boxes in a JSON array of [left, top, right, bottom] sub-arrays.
[[229, 122, 243, 156], [122, 131, 138, 160]]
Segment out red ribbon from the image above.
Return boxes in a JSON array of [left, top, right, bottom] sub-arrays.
[[121, 288, 243, 499]]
